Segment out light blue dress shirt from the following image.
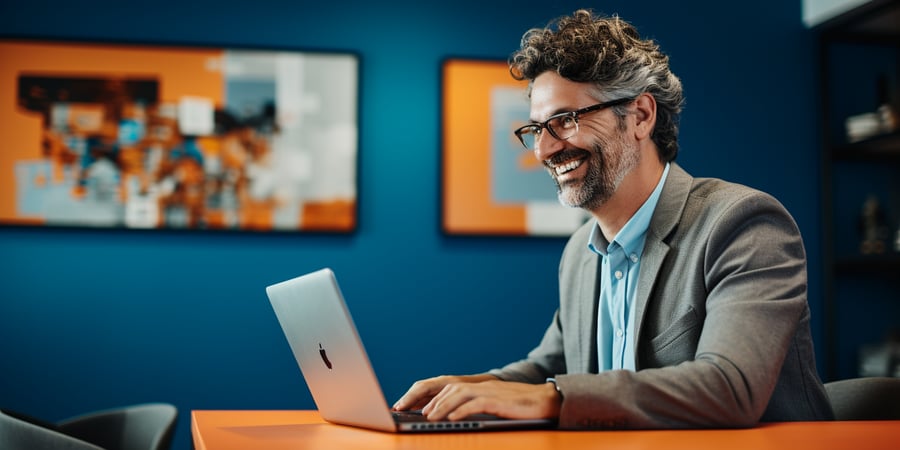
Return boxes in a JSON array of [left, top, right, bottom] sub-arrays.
[[588, 163, 670, 371]]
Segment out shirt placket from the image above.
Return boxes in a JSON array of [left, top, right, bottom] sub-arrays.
[[608, 243, 628, 370]]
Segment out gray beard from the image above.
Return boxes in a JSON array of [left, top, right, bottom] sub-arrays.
[[554, 137, 639, 211]]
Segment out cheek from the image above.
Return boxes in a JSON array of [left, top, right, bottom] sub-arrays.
[[577, 122, 617, 146]]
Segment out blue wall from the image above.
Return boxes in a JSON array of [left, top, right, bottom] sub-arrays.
[[0, 1, 824, 449]]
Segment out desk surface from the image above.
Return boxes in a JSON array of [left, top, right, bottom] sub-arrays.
[[192, 410, 899, 450]]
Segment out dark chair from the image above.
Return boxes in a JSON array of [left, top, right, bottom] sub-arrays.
[[824, 377, 900, 420], [1, 403, 177, 450]]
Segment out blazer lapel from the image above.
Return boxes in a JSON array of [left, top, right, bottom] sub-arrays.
[[631, 163, 692, 368], [578, 253, 600, 373]]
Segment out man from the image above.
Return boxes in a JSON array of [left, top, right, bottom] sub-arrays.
[[393, 10, 833, 428]]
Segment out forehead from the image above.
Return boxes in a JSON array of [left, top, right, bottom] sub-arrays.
[[530, 72, 598, 120]]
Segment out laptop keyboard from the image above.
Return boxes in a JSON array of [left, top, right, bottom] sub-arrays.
[[392, 410, 509, 431], [392, 410, 428, 423]]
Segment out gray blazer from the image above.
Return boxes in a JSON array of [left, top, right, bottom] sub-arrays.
[[490, 163, 833, 429]]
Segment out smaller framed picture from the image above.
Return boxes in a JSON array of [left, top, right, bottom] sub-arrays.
[[440, 58, 589, 236]]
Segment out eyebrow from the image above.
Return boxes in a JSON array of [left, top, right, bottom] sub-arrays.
[[529, 107, 577, 123]]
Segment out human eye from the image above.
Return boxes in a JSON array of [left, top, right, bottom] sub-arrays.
[[556, 114, 577, 129]]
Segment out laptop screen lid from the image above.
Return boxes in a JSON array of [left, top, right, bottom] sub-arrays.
[[266, 268, 556, 433], [266, 268, 397, 432]]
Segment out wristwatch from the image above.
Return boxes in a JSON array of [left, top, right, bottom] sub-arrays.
[[546, 377, 564, 401]]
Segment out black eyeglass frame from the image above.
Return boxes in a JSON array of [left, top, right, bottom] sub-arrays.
[[513, 97, 635, 149]]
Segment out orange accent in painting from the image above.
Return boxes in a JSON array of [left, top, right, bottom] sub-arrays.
[[301, 200, 356, 232]]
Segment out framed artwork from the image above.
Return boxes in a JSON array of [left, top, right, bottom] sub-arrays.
[[0, 39, 358, 232], [441, 58, 589, 236]]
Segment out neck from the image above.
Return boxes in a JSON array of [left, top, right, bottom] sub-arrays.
[[590, 157, 665, 241]]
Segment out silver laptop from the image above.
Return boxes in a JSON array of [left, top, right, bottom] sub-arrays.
[[266, 268, 555, 433]]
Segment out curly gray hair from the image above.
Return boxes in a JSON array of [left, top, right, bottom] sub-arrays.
[[509, 9, 684, 161]]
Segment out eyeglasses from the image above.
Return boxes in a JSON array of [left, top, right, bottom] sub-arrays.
[[513, 97, 635, 150]]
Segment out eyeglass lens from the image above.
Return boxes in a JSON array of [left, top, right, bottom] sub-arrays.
[[518, 114, 578, 149]]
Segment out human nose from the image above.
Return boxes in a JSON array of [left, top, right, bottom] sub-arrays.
[[532, 129, 565, 162]]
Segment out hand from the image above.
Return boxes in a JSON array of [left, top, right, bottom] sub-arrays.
[[393, 374, 497, 412], [421, 379, 562, 422]]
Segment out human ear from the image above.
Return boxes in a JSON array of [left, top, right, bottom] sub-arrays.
[[632, 93, 657, 141]]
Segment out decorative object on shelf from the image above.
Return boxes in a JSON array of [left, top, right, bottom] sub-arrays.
[[845, 74, 899, 143], [858, 330, 900, 378], [0, 39, 359, 232], [876, 73, 898, 134], [877, 103, 899, 135], [845, 112, 884, 142], [858, 194, 891, 254]]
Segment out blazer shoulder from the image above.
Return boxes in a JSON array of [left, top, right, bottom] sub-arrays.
[[654, 164, 797, 244], [689, 177, 793, 220]]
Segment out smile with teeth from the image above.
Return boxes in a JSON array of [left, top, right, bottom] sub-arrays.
[[554, 159, 584, 175]]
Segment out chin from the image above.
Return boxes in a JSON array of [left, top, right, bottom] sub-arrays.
[[558, 185, 606, 210], [556, 188, 587, 209]]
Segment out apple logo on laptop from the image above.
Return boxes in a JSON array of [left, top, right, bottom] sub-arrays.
[[318, 343, 333, 370]]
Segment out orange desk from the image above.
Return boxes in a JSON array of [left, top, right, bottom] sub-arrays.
[[192, 410, 899, 450]]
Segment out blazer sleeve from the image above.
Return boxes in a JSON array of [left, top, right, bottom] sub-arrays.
[[488, 309, 566, 383]]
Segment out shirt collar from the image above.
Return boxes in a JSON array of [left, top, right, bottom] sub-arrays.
[[588, 163, 670, 256]]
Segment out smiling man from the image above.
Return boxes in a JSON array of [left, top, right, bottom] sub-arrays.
[[393, 9, 833, 428]]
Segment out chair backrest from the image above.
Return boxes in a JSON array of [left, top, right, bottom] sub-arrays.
[[0, 409, 104, 450], [824, 377, 900, 420], [57, 403, 178, 450]]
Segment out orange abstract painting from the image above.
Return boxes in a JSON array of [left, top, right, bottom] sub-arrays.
[[0, 39, 358, 232]]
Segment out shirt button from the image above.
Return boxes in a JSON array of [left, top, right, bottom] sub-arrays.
[[616, 329, 624, 338], [614, 270, 623, 280], [630, 254, 639, 263]]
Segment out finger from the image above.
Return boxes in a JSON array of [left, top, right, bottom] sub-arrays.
[[424, 384, 477, 421], [432, 381, 556, 421], [393, 390, 427, 411], [393, 392, 425, 411], [446, 396, 495, 421], [393, 378, 446, 411], [419, 384, 449, 416]]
